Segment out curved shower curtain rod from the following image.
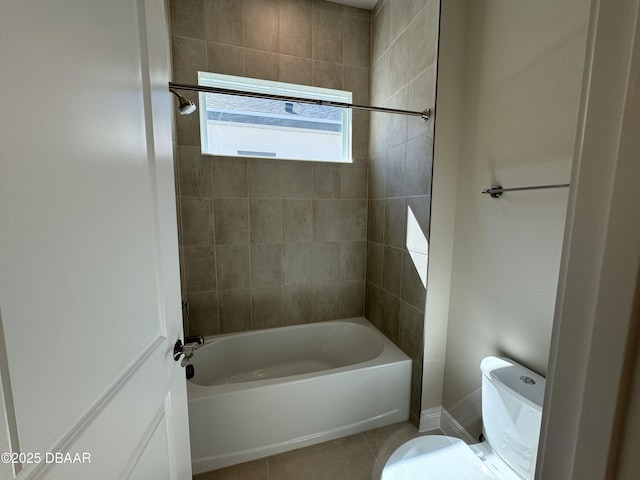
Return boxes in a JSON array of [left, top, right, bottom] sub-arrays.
[[168, 82, 432, 121]]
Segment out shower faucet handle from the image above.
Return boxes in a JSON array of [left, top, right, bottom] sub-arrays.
[[173, 338, 200, 362]]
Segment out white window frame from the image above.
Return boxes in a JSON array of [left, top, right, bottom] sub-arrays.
[[198, 72, 353, 163]]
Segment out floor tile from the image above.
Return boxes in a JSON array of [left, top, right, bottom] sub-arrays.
[[193, 459, 268, 480], [268, 433, 376, 480], [364, 421, 441, 469], [192, 421, 440, 480]]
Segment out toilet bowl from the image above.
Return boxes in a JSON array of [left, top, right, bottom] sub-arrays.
[[382, 356, 546, 480]]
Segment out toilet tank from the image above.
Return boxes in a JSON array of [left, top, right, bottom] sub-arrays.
[[480, 356, 546, 480]]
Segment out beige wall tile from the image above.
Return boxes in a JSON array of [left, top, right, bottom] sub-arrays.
[[282, 199, 313, 242], [283, 242, 313, 284], [371, 0, 390, 62], [214, 198, 249, 244], [278, 55, 313, 85], [250, 199, 282, 243], [204, 0, 243, 46], [282, 284, 314, 325], [172, 36, 206, 84], [207, 42, 245, 76], [313, 164, 341, 199], [383, 198, 407, 248], [409, 0, 439, 79], [311, 241, 340, 283], [412, 0, 428, 16], [312, 61, 343, 89], [343, 66, 369, 104], [216, 244, 251, 289], [251, 287, 283, 329], [370, 51, 390, 104], [312, 0, 343, 14], [401, 250, 427, 310], [180, 196, 215, 246], [281, 161, 313, 198], [312, 283, 340, 321], [339, 280, 365, 317], [170, 0, 205, 39], [184, 245, 217, 292], [365, 281, 383, 329], [250, 243, 283, 287], [367, 199, 384, 244], [174, 107, 200, 146], [340, 241, 366, 280], [389, 29, 411, 96], [186, 291, 219, 336], [248, 159, 282, 197], [282, 0, 311, 7], [243, 0, 279, 52], [405, 133, 432, 196], [382, 246, 402, 296], [381, 290, 400, 344], [368, 151, 386, 199], [212, 157, 248, 198], [312, 10, 343, 63], [407, 64, 437, 139], [341, 164, 367, 199], [352, 110, 371, 158], [366, 241, 384, 286], [343, 17, 371, 68], [313, 200, 341, 241], [369, 111, 388, 156], [178, 146, 211, 197], [244, 49, 279, 80], [219, 289, 252, 332], [341, 199, 367, 241], [390, 0, 412, 41], [344, 5, 371, 21], [386, 103, 408, 150], [279, 1, 312, 57], [406, 195, 430, 242], [385, 143, 406, 197]]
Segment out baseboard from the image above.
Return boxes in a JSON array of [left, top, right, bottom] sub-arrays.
[[418, 406, 476, 444], [439, 408, 477, 444], [418, 406, 442, 432]]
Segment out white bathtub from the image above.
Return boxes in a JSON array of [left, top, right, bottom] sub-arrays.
[[187, 317, 412, 474]]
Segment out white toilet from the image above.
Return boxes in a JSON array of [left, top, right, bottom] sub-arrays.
[[382, 356, 546, 480]]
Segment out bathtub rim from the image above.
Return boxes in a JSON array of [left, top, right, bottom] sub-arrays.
[[186, 316, 411, 399]]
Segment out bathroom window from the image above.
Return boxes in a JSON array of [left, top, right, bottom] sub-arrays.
[[198, 72, 353, 163]]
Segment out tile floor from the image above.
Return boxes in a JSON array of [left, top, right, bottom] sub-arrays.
[[193, 421, 441, 480]]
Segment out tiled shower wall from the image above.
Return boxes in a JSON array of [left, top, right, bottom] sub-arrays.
[[365, 0, 439, 424], [169, 0, 371, 335]]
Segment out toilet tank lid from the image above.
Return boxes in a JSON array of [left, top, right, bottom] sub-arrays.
[[481, 356, 546, 408]]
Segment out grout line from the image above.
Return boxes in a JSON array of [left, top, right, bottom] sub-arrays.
[[210, 158, 221, 334], [361, 430, 383, 473], [246, 162, 254, 331]]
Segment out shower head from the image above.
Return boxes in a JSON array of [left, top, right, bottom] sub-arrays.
[[170, 89, 197, 115]]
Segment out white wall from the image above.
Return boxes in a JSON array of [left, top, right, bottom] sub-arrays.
[[430, 0, 591, 434]]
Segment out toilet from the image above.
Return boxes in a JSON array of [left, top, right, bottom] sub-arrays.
[[382, 356, 546, 480]]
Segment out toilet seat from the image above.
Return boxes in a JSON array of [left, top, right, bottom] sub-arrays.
[[381, 436, 512, 480]]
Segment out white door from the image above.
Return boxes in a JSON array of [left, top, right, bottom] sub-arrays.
[[0, 1, 192, 479]]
